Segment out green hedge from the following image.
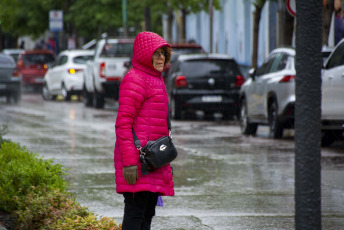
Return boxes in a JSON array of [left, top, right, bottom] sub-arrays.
[[0, 136, 121, 229], [0, 141, 68, 213]]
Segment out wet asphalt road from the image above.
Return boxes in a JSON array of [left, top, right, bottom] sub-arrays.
[[1, 93, 344, 230]]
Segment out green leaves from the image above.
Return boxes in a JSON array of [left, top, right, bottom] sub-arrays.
[[0, 141, 68, 212], [0, 140, 121, 229]]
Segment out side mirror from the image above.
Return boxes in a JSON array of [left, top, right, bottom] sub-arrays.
[[248, 68, 256, 80], [124, 60, 131, 68]]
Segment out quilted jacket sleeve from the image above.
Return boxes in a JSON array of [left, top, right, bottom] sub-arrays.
[[115, 72, 146, 167]]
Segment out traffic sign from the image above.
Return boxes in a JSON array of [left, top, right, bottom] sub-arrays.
[[286, 0, 296, 17], [49, 10, 63, 32]]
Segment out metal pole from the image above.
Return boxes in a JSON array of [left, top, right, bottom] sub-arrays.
[[122, 0, 128, 37], [209, 0, 213, 53], [295, 1, 322, 229], [54, 31, 59, 55]]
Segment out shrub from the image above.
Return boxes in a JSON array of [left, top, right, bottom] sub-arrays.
[[0, 138, 121, 229], [0, 142, 68, 212], [14, 186, 121, 230]]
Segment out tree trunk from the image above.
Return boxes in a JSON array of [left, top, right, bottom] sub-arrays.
[[167, 9, 173, 42], [283, 8, 295, 46], [144, 6, 151, 31], [252, 5, 263, 69], [322, 0, 334, 46], [180, 8, 187, 43]]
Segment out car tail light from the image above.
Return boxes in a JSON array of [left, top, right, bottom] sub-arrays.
[[17, 60, 24, 68], [235, 75, 245, 87], [279, 75, 295, 83], [12, 67, 20, 77], [175, 75, 188, 88], [68, 68, 82, 74], [43, 64, 48, 69], [99, 62, 106, 78]]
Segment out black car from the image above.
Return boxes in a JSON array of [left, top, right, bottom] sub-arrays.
[[0, 54, 21, 103], [166, 54, 245, 119]]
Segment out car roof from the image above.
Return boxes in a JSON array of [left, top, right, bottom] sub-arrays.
[[270, 47, 295, 56], [59, 49, 94, 56], [21, 50, 55, 55], [100, 38, 135, 44], [176, 53, 235, 62], [2, 49, 24, 54], [170, 43, 203, 48]]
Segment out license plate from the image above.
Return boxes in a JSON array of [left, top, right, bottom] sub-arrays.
[[201, 95, 222, 102], [0, 84, 6, 89]]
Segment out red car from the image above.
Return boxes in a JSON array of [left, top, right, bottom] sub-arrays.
[[17, 50, 55, 87]]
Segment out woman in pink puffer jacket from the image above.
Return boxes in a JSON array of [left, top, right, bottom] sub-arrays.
[[114, 31, 174, 229]]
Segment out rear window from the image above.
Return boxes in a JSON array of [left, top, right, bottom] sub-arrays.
[[73, 55, 93, 64], [172, 47, 203, 54], [181, 59, 241, 78], [0, 55, 15, 66], [100, 43, 133, 57], [23, 54, 55, 65]]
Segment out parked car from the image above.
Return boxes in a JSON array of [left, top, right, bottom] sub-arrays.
[[83, 38, 134, 108], [17, 50, 55, 88], [163, 43, 205, 80], [0, 54, 21, 103], [320, 39, 344, 146], [239, 47, 296, 139], [42, 49, 94, 101], [122, 43, 205, 83], [166, 53, 245, 120], [322, 47, 333, 65], [240, 46, 344, 146], [2, 49, 24, 63]]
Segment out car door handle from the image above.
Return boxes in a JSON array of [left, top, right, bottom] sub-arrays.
[[328, 75, 333, 80]]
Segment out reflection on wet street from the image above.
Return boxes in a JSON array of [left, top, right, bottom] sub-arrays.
[[1, 93, 344, 230]]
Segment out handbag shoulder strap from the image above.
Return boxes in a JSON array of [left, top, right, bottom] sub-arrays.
[[132, 129, 141, 148]]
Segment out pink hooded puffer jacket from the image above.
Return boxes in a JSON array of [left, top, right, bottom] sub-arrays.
[[114, 32, 174, 196]]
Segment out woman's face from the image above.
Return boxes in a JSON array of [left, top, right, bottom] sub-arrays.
[[152, 48, 166, 72]]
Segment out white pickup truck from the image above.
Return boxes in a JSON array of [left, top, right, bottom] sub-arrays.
[[83, 38, 134, 108]]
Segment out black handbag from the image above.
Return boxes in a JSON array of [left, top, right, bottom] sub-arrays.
[[132, 104, 178, 175]]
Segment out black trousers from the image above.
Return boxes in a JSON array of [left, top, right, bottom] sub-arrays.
[[122, 191, 159, 230]]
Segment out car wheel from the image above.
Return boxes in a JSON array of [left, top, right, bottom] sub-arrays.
[[12, 91, 21, 104], [61, 84, 71, 101], [171, 96, 181, 120], [240, 99, 257, 135], [93, 91, 105, 109], [42, 83, 55, 101], [321, 131, 338, 147], [268, 101, 283, 138], [83, 85, 93, 107]]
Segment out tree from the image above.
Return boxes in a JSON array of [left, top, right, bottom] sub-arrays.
[[167, 0, 221, 43], [251, 0, 267, 69], [322, 0, 334, 46], [0, 0, 64, 38]]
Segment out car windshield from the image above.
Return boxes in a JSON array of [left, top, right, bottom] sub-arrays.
[[100, 42, 133, 57], [23, 54, 55, 65], [181, 59, 241, 77], [73, 55, 93, 64]]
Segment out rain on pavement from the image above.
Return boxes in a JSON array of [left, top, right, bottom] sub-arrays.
[[1, 93, 344, 230]]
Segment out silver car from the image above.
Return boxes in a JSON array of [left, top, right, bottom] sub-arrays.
[[321, 39, 344, 146], [0, 54, 21, 103], [239, 47, 295, 138]]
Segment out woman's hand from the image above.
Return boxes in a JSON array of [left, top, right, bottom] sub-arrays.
[[123, 165, 138, 184]]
